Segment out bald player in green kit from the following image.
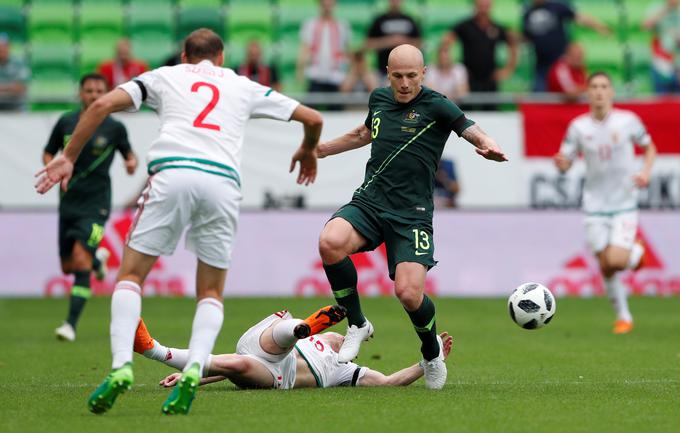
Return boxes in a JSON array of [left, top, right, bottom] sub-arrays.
[[316, 44, 507, 389]]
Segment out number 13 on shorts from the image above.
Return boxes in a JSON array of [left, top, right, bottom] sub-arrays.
[[412, 229, 431, 256]]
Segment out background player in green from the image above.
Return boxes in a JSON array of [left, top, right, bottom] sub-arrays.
[[43, 73, 138, 342], [316, 44, 507, 389]]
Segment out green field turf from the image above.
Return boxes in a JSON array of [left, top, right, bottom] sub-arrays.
[[1, 296, 679, 433]]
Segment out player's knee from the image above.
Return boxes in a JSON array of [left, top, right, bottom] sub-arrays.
[[394, 283, 422, 311], [318, 231, 349, 263], [60, 261, 71, 274]]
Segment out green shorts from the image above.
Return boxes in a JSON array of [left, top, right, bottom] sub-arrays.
[[58, 215, 107, 259], [332, 201, 437, 280]]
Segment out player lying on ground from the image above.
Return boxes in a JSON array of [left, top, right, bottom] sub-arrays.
[[134, 305, 453, 390]]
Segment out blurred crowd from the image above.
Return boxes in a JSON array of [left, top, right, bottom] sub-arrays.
[[2, 0, 680, 111]]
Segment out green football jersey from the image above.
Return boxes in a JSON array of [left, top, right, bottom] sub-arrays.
[[44, 111, 132, 219], [353, 86, 474, 219]]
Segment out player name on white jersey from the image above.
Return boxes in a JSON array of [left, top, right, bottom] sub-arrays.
[[118, 60, 300, 185]]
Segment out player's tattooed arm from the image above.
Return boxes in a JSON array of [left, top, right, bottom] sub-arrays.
[[317, 124, 372, 158], [461, 125, 508, 162]]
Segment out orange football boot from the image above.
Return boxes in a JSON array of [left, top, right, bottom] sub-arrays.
[[613, 320, 634, 334], [133, 318, 155, 354], [294, 305, 347, 339]]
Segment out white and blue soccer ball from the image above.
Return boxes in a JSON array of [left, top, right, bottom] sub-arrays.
[[508, 282, 556, 329]]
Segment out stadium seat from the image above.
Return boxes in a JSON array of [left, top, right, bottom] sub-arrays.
[[131, 32, 175, 68], [78, 1, 124, 39], [27, 0, 75, 43], [128, 3, 174, 36], [79, 38, 115, 75], [177, 7, 224, 41], [336, 0, 374, 42], [422, 0, 470, 41], [0, 5, 26, 42], [178, 0, 224, 7], [278, 0, 317, 36], [30, 41, 77, 100], [227, 0, 272, 45]]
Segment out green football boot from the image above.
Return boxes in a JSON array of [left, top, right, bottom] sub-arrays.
[[161, 362, 200, 415], [87, 363, 134, 414]]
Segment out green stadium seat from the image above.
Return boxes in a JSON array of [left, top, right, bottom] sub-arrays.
[[30, 42, 76, 81], [27, 1, 74, 43], [177, 7, 224, 40], [79, 1, 124, 38], [129, 3, 174, 35], [178, 0, 223, 7], [278, 0, 317, 35], [131, 32, 175, 68], [128, 0, 175, 6], [422, 1, 470, 40], [0, 5, 26, 42], [227, 0, 272, 44], [336, 0, 374, 37], [79, 38, 114, 75], [0, 0, 25, 7]]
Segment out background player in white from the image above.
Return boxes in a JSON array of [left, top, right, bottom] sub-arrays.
[[132, 306, 454, 390], [554, 72, 656, 334], [35, 28, 323, 414]]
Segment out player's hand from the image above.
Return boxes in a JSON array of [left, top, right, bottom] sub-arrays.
[[439, 332, 453, 360], [159, 372, 181, 388], [289, 146, 318, 186], [476, 141, 508, 162], [125, 154, 138, 175], [34, 155, 74, 194], [553, 153, 571, 172], [633, 171, 650, 188]]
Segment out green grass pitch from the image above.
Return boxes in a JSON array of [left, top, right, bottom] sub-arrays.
[[1, 296, 679, 433]]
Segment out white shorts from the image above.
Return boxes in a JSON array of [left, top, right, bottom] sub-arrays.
[[236, 310, 297, 390], [127, 169, 241, 269], [584, 210, 638, 253]]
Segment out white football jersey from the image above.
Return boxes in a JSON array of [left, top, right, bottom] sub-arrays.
[[560, 109, 652, 214], [118, 60, 300, 185], [294, 336, 365, 388]]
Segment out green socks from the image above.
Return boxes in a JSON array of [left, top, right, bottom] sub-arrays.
[[67, 270, 91, 328], [406, 295, 439, 361], [323, 257, 366, 327]]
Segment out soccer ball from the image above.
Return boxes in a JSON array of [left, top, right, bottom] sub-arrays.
[[508, 282, 556, 329]]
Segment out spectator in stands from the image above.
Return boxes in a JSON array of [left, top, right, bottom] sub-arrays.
[[237, 40, 281, 92], [643, 0, 680, 93], [441, 0, 518, 98], [297, 0, 351, 102], [434, 158, 460, 209], [523, 0, 610, 92], [366, 0, 422, 81], [547, 42, 587, 101], [97, 39, 148, 89], [0, 33, 29, 111], [340, 50, 378, 93], [425, 43, 469, 102]]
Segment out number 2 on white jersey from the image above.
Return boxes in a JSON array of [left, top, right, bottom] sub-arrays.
[[191, 81, 220, 131]]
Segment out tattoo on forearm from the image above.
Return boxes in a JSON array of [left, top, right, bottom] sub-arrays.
[[461, 125, 486, 147]]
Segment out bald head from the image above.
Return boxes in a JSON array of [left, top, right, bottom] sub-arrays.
[[386, 45, 426, 104], [387, 44, 424, 70]]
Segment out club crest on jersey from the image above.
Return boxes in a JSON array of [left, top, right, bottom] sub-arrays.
[[403, 110, 420, 123], [94, 136, 108, 148]]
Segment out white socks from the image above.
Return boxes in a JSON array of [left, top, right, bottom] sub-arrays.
[[142, 341, 213, 376], [271, 319, 303, 348], [627, 243, 644, 269], [604, 275, 633, 322], [111, 281, 142, 369], [184, 298, 224, 376]]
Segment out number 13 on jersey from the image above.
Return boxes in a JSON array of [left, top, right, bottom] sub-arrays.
[[412, 229, 431, 256]]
